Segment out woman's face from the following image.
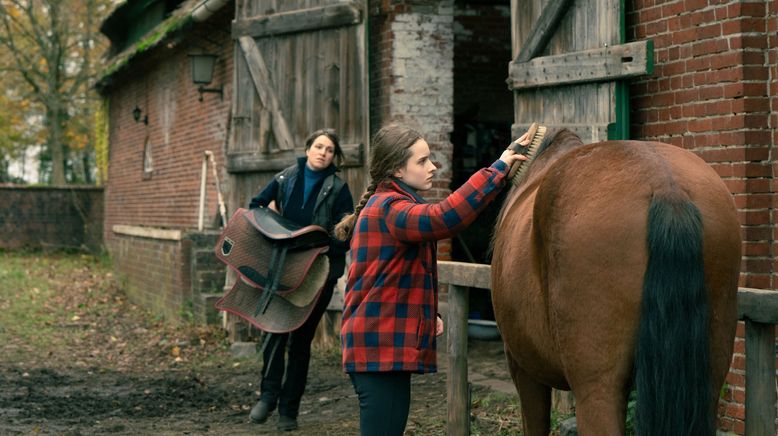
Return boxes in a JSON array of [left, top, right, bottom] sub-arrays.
[[305, 135, 336, 170], [393, 139, 437, 191]]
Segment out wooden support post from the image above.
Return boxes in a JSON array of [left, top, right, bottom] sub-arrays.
[[447, 283, 470, 436], [744, 319, 776, 436]]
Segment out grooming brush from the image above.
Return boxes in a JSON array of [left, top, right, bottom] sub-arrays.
[[507, 122, 546, 186]]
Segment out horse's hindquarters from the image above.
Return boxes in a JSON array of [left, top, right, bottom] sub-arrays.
[[491, 190, 569, 390]]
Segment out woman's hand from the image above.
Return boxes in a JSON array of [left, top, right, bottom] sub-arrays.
[[268, 200, 278, 212], [499, 131, 531, 166], [436, 315, 444, 337]]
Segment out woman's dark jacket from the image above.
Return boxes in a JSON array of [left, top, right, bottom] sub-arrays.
[[249, 157, 354, 280]]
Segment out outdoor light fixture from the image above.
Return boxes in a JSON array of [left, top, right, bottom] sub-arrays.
[[132, 105, 148, 124], [188, 53, 223, 102]]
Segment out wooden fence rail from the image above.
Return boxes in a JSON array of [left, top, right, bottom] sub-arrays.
[[438, 260, 778, 436]]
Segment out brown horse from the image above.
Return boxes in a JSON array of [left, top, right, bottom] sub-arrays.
[[491, 129, 741, 435]]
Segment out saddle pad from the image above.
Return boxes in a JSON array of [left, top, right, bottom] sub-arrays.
[[215, 208, 329, 296], [214, 262, 327, 333]]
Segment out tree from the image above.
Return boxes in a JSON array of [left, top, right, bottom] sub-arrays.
[[0, 0, 111, 185]]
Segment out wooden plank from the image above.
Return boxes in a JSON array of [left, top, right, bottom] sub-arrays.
[[515, 0, 574, 62], [238, 36, 295, 150], [508, 40, 652, 90], [447, 284, 470, 436], [738, 288, 778, 324], [232, 3, 362, 39], [231, 37, 256, 153], [437, 265, 778, 324], [744, 320, 776, 436], [112, 225, 182, 241], [227, 143, 364, 173], [437, 261, 491, 289]]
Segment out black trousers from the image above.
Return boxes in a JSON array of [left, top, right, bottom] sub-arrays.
[[349, 371, 412, 436], [259, 279, 335, 418]]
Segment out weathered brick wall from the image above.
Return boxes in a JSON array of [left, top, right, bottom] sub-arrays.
[[101, 7, 233, 323], [368, 0, 455, 258], [112, 233, 191, 322], [0, 185, 103, 252], [187, 231, 223, 324], [111, 229, 222, 324], [103, 6, 233, 250], [627, 1, 775, 433]]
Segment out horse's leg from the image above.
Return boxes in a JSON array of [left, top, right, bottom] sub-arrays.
[[505, 346, 550, 436], [572, 387, 627, 435]]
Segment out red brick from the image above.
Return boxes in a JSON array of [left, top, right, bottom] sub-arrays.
[[725, 371, 745, 388]]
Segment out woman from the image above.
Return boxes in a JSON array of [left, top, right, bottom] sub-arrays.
[[248, 128, 354, 432], [334, 124, 530, 435]]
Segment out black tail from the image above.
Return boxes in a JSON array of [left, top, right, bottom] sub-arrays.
[[635, 193, 713, 435]]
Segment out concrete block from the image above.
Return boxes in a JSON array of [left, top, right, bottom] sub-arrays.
[[230, 341, 258, 358], [559, 417, 578, 436]]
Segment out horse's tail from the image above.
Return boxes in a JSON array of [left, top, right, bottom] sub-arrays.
[[635, 192, 713, 436]]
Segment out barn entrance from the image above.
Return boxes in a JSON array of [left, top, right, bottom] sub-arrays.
[[450, 0, 513, 323]]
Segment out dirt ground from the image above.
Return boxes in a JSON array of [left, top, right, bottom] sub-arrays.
[[0, 252, 531, 435]]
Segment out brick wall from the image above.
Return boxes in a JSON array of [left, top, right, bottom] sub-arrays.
[[111, 229, 222, 324], [112, 233, 191, 321], [368, 0, 456, 258], [0, 185, 103, 252], [627, 1, 775, 433], [103, 7, 233, 248], [101, 6, 234, 323]]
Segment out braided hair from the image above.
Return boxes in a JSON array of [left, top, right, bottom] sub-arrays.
[[334, 124, 422, 240]]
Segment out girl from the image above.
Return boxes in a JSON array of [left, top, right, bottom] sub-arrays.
[[335, 124, 529, 435]]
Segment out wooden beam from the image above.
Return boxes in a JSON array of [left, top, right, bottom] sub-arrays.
[[226, 143, 364, 173], [238, 36, 295, 151], [232, 3, 362, 39], [447, 283, 470, 436], [112, 225, 182, 241], [515, 0, 574, 63], [508, 40, 653, 90], [437, 261, 491, 289], [744, 320, 776, 436], [738, 287, 778, 324]]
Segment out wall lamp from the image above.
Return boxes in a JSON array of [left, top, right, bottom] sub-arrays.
[[132, 105, 148, 124], [188, 53, 223, 102]]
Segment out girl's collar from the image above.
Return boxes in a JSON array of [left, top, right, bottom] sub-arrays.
[[384, 177, 428, 204]]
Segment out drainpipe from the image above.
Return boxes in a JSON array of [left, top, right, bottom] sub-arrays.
[[191, 0, 230, 23]]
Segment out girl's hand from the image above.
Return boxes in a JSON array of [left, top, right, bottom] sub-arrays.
[[436, 315, 444, 337], [499, 131, 531, 166]]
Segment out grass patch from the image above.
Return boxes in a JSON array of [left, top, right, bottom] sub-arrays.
[[0, 251, 113, 363], [471, 388, 523, 435]]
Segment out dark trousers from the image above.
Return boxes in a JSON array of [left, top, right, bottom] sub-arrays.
[[349, 371, 412, 436], [259, 279, 335, 418]]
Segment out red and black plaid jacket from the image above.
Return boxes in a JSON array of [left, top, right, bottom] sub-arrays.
[[341, 160, 510, 373]]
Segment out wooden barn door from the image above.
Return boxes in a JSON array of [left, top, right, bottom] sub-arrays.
[[223, 1, 367, 340], [227, 0, 368, 213], [509, 0, 652, 142]]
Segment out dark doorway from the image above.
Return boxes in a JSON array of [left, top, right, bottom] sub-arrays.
[[451, 0, 513, 322]]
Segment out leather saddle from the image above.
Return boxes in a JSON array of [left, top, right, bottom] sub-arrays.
[[214, 207, 331, 333]]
